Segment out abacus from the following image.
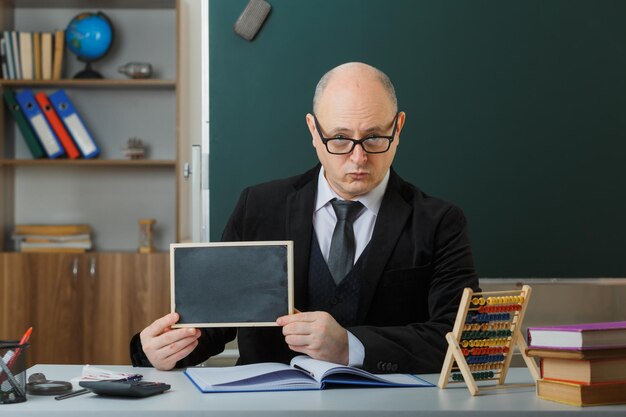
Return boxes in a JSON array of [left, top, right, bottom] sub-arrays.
[[438, 285, 540, 395]]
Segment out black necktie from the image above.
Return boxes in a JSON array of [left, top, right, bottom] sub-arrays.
[[327, 199, 364, 285]]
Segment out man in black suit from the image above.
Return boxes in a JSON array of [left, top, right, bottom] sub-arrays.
[[131, 62, 479, 374]]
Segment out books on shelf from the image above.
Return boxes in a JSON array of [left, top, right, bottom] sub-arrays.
[[527, 321, 626, 350], [33, 32, 41, 80], [11, 31, 21, 79], [2, 31, 17, 80], [35, 92, 81, 159], [13, 224, 93, 252], [15, 88, 65, 158], [536, 379, 626, 407], [3, 90, 46, 158], [41, 32, 52, 80], [0, 36, 9, 79], [0, 30, 62, 80], [5, 88, 99, 160], [52, 30, 64, 80], [15, 224, 92, 235], [18, 32, 33, 80], [184, 355, 433, 393], [48, 89, 100, 158]]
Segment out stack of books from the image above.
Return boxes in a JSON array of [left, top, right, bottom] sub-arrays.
[[13, 224, 93, 253], [0, 30, 64, 80], [527, 321, 626, 406]]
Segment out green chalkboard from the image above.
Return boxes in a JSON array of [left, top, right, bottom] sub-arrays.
[[209, 0, 626, 277]]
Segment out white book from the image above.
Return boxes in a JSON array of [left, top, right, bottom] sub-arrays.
[[13, 233, 92, 243], [185, 355, 432, 393], [20, 240, 92, 250]]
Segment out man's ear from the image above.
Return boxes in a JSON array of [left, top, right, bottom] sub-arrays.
[[305, 113, 317, 147], [396, 111, 406, 136]]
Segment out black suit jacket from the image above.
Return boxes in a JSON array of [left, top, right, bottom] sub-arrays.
[[131, 164, 479, 373]]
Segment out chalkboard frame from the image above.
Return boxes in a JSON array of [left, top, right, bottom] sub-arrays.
[[170, 241, 294, 327]]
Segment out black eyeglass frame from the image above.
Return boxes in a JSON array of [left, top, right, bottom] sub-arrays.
[[312, 113, 400, 155]]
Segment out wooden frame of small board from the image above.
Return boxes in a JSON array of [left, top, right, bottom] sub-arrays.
[[170, 241, 294, 328], [438, 285, 540, 395]]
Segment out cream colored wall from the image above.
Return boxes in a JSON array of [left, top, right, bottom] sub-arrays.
[[481, 279, 626, 366], [177, 0, 203, 242]]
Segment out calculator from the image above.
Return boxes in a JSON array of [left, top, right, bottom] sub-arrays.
[[78, 380, 171, 398]]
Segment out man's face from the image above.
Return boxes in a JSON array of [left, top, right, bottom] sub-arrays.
[[306, 76, 405, 200]]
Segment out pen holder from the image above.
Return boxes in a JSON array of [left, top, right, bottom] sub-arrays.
[[0, 341, 29, 404]]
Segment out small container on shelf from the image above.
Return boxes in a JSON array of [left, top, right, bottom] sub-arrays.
[[138, 218, 156, 253]]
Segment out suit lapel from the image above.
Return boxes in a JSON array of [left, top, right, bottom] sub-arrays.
[[356, 172, 412, 323], [285, 167, 319, 311]]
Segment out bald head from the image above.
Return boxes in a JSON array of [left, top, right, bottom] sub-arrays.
[[312, 62, 398, 115]]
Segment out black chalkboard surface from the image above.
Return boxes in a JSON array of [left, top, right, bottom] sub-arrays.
[[209, 0, 626, 278], [171, 241, 294, 327]]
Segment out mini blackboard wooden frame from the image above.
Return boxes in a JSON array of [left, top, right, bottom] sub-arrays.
[[170, 241, 294, 327]]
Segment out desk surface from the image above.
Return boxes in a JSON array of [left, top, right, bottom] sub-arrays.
[[4, 365, 625, 416]]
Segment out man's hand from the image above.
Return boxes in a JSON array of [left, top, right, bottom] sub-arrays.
[[139, 312, 201, 370], [276, 310, 349, 364]]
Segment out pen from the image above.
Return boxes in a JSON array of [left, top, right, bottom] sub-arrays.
[[293, 364, 315, 378], [7, 326, 33, 368], [55, 388, 90, 401]]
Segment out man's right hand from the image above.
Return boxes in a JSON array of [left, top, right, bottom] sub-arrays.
[[139, 312, 201, 370]]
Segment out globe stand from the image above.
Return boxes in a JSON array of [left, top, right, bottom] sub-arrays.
[[73, 61, 103, 79]]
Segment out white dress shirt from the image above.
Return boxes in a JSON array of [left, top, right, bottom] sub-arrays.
[[312, 167, 390, 367]]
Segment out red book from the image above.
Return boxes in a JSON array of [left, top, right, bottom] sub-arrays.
[[34, 92, 81, 159]]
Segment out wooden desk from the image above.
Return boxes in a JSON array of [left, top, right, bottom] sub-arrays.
[[5, 365, 625, 416]]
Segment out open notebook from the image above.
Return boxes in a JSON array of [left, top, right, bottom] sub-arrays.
[[185, 355, 433, 393]]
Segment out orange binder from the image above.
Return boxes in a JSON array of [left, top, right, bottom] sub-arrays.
[[34, 92, 81, 159]]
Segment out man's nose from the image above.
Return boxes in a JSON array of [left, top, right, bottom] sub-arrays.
[[350, 143, 368, 163]]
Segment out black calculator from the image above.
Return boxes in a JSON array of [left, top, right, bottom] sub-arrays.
[[79, 380, 171, 398]]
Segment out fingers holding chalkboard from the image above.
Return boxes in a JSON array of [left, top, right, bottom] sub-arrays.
[[140, 312, 201, 371]]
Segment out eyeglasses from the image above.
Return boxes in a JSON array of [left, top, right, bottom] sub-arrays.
[[313, 113, 399, 155]]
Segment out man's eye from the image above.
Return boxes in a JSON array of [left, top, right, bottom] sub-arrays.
[[333, 135, 346, 140]]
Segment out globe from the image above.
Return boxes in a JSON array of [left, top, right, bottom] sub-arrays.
[[66, 11, 114, 79]]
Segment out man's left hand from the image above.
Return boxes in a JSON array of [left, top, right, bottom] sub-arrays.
[[276, 310, 349, 364]]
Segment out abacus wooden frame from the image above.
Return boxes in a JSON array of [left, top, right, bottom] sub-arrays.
[[438, 285, 540, 396]]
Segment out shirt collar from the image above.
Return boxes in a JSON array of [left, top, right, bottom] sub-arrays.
[[315, 166, 389, 215]]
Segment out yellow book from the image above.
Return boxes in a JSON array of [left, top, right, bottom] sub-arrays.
[[52, 29, 64, 79], [20, 247, 87, 253], [537, 378, 626, 406], [33, 32, 41, 79], [41, 32, 52, 80], [14, 224, 92, 236]]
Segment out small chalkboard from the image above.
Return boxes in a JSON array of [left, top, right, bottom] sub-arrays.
[[170, 241, 294, 327]]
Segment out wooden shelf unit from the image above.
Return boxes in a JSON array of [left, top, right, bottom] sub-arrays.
[[0, 0, 180, 252], [0, 0, 181, 366]]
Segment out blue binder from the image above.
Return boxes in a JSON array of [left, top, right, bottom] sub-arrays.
[[48, 89, 100, 159], [15, 89, 64, 158], [48, 90, 100, 158]]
